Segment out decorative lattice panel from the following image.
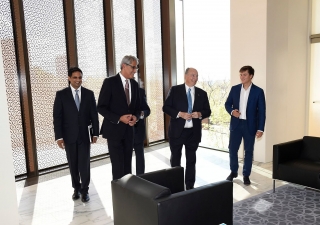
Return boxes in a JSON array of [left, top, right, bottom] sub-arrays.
[[23, 0, 68, 169], [112, 0, 137, 73], [74, 0, 108, 156], [144, 0, 165, 142], [0, 0, 27, 175]]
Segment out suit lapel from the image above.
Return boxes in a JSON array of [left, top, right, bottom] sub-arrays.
[[247, 84, 256, 109], [179, 84, 188, 111], [129, 79, 136, 107], [193, 87, 200, 110], [66, 87, 79, 112], [79, 87, 85, 112]]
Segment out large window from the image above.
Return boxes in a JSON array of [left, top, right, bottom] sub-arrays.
[[74, 0, 109, 156], [23, 0, 68, 169], [112, 0, 137, 74], [143, 0, 165, 143], [175, 0, 231, 150], [0, 0, 26, 175]]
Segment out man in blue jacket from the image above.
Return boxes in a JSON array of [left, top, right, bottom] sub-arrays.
[[225, 65, 266, 185]]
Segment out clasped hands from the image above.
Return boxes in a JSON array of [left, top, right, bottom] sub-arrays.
[[179, 111, 201, 120], [120, 114, 137, 126]]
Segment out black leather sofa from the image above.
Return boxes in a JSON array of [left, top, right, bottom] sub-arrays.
[[111, 167, 233, 225], [273, 136, 320, 192]]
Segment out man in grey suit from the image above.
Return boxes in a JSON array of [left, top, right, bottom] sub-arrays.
[[53, 67, 99, 202]]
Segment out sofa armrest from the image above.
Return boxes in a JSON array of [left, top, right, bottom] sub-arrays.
[[112, 174, 171, 225], [139, 166, 184, 193], [156, 180, 233, 225], [273, 139, 302, 178]]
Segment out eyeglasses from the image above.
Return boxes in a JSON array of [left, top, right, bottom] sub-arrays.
[[126, 63, 139, 70]]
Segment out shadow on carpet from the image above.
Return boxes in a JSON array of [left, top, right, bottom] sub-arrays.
[[233, 184, 320, 225]]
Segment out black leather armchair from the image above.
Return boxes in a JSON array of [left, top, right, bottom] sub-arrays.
[[273, 136, 320, 192], [111, 167, 233, 225]]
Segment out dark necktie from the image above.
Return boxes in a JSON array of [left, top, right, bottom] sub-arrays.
[[75, 89, 80, 111], [187, 88, 192, 121], [125, 79, 130, 105]]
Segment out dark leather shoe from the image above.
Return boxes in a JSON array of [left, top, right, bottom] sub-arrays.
[[81, 193, 90, 203], [226, 172, 238, 181], [243, 176, 251, 185], [72, 190, 80, 200], [186, 186, 194, 190]]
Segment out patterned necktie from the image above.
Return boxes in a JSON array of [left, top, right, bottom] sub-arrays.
[[125, 79, 130, 105], [187, 88, 192, 121], [75, 89, 80, 111]]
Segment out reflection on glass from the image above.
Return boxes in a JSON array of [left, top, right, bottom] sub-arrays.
[[113, 0, 137, 75], [144, 0, 165, 143], [23, 0, 68, 169], [0, 0, 26, 175], [176, 0, 231, 150], [74, 0, 109, 156]]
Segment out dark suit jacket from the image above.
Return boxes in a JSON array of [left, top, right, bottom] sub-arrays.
[[134, 88, 151, 141], [53, 86, 99, 144], [225, 83, 266, 136], [97, 74, 140, 140], [163, 84, 211, 143]]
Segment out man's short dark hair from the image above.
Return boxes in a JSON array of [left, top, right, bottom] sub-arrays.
[[239, 66, 254, 76], [68, 67, 83, 77]]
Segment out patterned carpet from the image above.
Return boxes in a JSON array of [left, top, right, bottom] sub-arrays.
[[233, 184, 320, 225]]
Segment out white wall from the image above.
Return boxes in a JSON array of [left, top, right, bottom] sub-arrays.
[[231, 0, 309, 162], [0, 43, 19, 224]]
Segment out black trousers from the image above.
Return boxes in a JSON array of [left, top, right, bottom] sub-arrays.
[[107, 128, 134, 180], [169, 128, 199, 188], [133, 135, 145, 175], [65, 140, 90, 194]]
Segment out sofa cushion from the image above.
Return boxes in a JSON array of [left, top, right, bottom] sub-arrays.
[[278, 159, 320, 189], [301, 136, 320, 161]]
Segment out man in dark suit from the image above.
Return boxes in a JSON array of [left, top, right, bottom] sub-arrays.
[[134, 86, 150, 175], [163, 68, 211, 190], [225, 65, 266, 185], [97, 55, 141, 180], [53, 67, 99, 202]]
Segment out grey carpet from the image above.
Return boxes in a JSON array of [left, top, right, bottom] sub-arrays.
[[233, 184, 320, 225]]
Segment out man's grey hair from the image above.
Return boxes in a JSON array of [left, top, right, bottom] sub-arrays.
[[120, 55, 139, 69]]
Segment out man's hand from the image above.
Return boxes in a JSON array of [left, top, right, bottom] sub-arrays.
[[92, 136, 98, 143], [179, 112, 192, 121], [120, 114, 132, 124], [57, 139, 65, 149], [232, 109, 241, 118], [191, 112, 201, 119], [128, 115, 137, 126], [256, 131, 263, 138]]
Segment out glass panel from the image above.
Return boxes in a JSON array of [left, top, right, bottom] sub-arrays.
[[177, 0, 231, 150], [308, 43, 320, 135], [143, 0, 165, 142], [74, 0, 108, 156], [112, 0, 137, 74], [23, 0, 68, 169], [0, 0, 26, 175], [312, 0, 320, 34]]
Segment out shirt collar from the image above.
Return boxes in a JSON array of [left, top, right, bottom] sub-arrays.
[[70, 85, 81, 92], [185, 84, 195, 92], [119, 72, 129, 84], [242, 83, 252, 91]]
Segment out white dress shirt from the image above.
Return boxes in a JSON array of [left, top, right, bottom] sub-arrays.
[[70, 85, 81, 103], [239, 84, 252, 120]]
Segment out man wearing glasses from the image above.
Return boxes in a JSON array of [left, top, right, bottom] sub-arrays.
[[97, 55, 141, 180]]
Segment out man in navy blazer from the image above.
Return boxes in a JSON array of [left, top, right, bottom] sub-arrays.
[[97, 55, 140, 180], [53, 67, 99, 202], [225, 65, 266, 185], [133, 87, 150, 175], [163, 68, 211, 190]]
